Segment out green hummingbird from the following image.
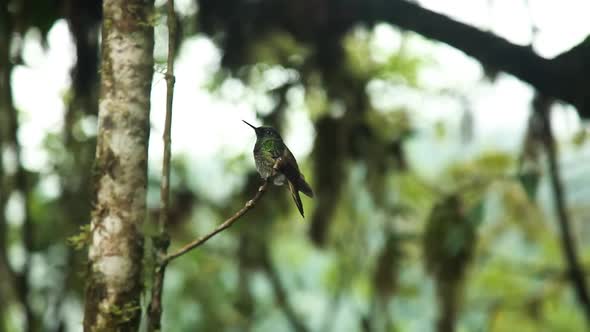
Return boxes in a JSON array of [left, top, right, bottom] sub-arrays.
[[243, 120, 314, 217]]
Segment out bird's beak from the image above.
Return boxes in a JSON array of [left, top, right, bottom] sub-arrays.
[[242, 120, 257, 131]]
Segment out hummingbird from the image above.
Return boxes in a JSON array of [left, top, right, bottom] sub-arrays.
[[243, 120, 314, 217]]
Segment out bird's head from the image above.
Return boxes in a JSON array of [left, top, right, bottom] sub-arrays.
[[242, 120, 282, 140]]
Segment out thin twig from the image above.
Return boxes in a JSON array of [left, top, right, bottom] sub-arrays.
[[163, 180, 270, 263], [0, 63, 9, 332], [163, 157, 281, 263], [147, 0, 177, 330], [158, 1, 176, 236], [0, 14, 9, 323], [147, 180, 271, 330], [537, 95, 590, 324]]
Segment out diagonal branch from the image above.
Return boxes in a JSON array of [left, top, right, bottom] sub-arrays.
[[536, 95, 590, 324], [163, 179, 270, 264], [361, 0, 590, 116], [146, 178, 271, 329], [162, 158, 282, 264], [146, 176, 272, 328]]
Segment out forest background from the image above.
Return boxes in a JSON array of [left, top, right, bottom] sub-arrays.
[[1, 0, 590, 331]]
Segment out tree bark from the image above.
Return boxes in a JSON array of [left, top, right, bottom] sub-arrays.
[[83, 0, 154, 331]]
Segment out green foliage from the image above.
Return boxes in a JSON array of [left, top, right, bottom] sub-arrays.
[[343, 27, 426, 85], [249, 30, 310, 66], [106, 302, 142, 324], [447, 151, 514, 185], [373, 233, 402, 299], [423, 194, 477, 282], [366, 110, 413, 142], [571, 129, 587, 147], [517, 170, 541, 201], [67, 224, 92, 250]]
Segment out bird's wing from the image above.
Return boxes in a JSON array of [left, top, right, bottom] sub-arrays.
[[279, 147, 314, 198], [297, 175, 314, 198]]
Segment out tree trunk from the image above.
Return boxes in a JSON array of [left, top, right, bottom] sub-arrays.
[[83, 0, 154, 331]]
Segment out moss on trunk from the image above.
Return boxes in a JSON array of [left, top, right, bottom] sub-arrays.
[[83, 0, 154, 331]]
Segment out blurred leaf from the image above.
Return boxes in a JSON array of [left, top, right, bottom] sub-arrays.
[[475, 152, 514, 172], [434, 121, 446, 140], [571, 129, 587, 147], [204, 69, 231, 92], [373, 233, 401, 299], [492, 309, 539, 332], [250, 29, 309, 66], [366, 110, 412, 142], [377, 52, 426, 87], [517, 170, 541, 201], [67, 224, 92, 250], [343, 27, 374, 79], [542, 294, 587, 332], [447, 151, 514, 188], [467, 199, 486, 228], [423, 194, 476, 281]]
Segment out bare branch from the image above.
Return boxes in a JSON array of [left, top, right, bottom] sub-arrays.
[[158, 0, 177, 236], [146, 168, 274, 329], [147, 0, 177, 330], [163, 157, 281, 263], [163, 179, 270, 264]]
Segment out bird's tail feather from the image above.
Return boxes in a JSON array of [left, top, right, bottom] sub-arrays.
[[297, 176, 314, 198], [289, 181, 305, 217]]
